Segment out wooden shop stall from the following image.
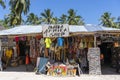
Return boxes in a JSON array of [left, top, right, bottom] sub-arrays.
[[0, 24, 120, 75], [0, 25, 43, 71]]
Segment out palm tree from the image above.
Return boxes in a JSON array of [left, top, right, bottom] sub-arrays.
[[116, 16, 120, 28], [26, 13, 41, 25], [59, 14, 67, 24], [4, 10, 18, 27], [0, 17, 10, 28], [75, 16, 84, 25], [0, 20, 6, 30], [9, 0, 30, 25], [0, 0, 5, 8], [100, 12, 116, 28], [52, 17, 59, 24], [41, 9, 54, 24], [0, 20, 4, 27], [67, 9, 84, 25]]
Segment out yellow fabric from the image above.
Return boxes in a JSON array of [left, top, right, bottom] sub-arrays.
[[88, 42, 93, 48], [45, 38, 52, 48], [6, 49, 12, 58]]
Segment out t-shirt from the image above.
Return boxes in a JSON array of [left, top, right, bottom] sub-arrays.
[[45, 38, 52, 48], [5, 49, 13, 58], [57, 37, 64, 47]]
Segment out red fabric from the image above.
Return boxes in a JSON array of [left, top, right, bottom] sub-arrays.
[[36, 35, 42, 39], [15, 36, 19, 42], [26, 55, 30, 64]]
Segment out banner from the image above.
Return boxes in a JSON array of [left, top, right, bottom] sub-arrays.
[[42, 24, 69, 37]]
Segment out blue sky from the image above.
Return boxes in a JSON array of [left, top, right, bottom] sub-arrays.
[[0, 0, 120, 24]]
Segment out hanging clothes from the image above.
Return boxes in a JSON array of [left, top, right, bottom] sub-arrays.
[[45, 38, 52, 48], [88, 42, 92, 48], [5, 49, 13, 59], [40, 38, 45, 46], [30, 37, 36, 58], [79, 39, 84, 49], [13, 47, 17, 58], [15, 36, 19, 42], [57, 37, 64, 47]]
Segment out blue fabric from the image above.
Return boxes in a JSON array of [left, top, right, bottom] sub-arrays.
[[38, 57, 48, 73], [57, 37, 64, 47]]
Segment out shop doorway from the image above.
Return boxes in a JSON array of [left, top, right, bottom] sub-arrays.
[[19, 41, 26, 64], [3, 40, 34, 72], [100, 42, 113, 65], [99, 42, 119, 74]]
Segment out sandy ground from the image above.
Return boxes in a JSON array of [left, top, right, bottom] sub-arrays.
[[0, 64, 120, 80], [0, 72, 120, 80]]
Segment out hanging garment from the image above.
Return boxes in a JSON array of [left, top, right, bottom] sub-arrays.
[[45, 38, 52, 48], [84, 42, 87, 48], [76, 49, 80, 58], [15, 36, 19, 42], [40, 38, 45, 46], [74, 41, 78, 49], [88, 42, 92, 48], [55, 47, 60, 61], [68, 37, 73, 44], [57, 37, 64, 47], [5, 49, 13, 59], [25, 55, 30, 65], [79, 39, 84, 49], [30, 38, 36, 58], [13, 47, 17, 58], [83, 38, 87, 48], [16, 43, 20, 56], [50, 43, 55, 51]]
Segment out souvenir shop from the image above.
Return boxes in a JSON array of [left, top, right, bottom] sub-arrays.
[[0, 34, 94, 73], [0, 24, 120, 75], [0, 25, 96, 75]]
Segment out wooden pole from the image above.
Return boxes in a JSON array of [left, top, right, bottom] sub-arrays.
[[94, 35, 97, 47]]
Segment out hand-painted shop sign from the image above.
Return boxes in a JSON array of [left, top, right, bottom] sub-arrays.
[[42, 24, 69, 37]]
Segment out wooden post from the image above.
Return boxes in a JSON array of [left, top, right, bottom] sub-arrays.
[[94, 35, 97, 47]]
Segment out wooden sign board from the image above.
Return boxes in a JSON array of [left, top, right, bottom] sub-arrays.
[[87, 47, 101, 75], [42, 24, 69, 37]]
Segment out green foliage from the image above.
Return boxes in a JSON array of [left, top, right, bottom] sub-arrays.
[[0, 0, 5, 9], [99, 12, 117, 28], [41, 9, 54, 24], [59, 14, 67, 24], [116, 17, 120, 28], [67, 9, 84, 25], [9, 0, 30, 26], [26, 13, 41, 25]]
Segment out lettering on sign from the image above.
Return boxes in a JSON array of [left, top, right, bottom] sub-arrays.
[[42, 24, 69, 37]]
